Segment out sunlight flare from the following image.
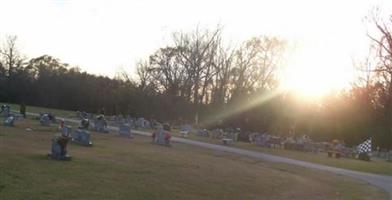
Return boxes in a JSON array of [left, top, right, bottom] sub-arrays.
[[281, 45, 355, 98], [202, 89, 283, 126]]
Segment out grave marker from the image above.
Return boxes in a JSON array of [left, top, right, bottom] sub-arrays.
[[0, 105, 11, 118], [48, 128, 71, 160], [93, 115, 109, 133], [222, 138, 234, 145], [3, 116, 15, 126], [119, 123, 132, 138], [72, 129, 93, 146], [40, 114, 51, 126], [152, 129, 171, 146], [180, 124, 192, 138]]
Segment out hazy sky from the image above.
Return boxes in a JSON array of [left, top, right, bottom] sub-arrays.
[[0, 0, 391, 82]]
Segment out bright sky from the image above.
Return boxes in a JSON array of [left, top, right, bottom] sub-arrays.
[[1, 0, 391, 95]]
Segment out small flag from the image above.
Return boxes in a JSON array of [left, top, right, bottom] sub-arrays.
[[357, 138, 372, 153]]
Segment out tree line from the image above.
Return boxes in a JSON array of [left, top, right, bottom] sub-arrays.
[[1, 16, 392, 148]]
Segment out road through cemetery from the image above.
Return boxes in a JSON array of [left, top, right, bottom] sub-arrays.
[[27, 112, 392, 199], [136, 130, 392, 199]]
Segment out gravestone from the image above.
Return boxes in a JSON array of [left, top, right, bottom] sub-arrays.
[[48, 135, 72, 161], [127, 117, 136, 128], [144, 120, 151, 129], [72, 129, 92, 146], [136, 118, 145, 129], [40, 114, 51, 126], [197, 129, 209, 137], [221, 130, 239, 145], [152, 129, 171, 146], [254, 134, 266, 146], [0, 105, 11, 118], [125, 116, 134, 127], [222, 138, 234, 145], [93, 115, 108, 133], [119, 123, 132, 138], [180, 124, 192, 138], [135, 118, 151, 129], [3, 116, 15, 126]]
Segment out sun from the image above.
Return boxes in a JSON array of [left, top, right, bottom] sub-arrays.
[[281, 45, 354, 98]]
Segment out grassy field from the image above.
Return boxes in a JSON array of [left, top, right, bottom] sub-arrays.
[[0, 118, 388, 200], [3, 102, 392, 176], [2, 102, 76, 118]]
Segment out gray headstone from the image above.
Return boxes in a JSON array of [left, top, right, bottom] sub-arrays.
[[0, 105, 11, 118], [40, 114, 50, 126], [180, 124, 192, 137], [48, 136, 71, 160], [119, 124, 132, 137], [94, 118, 108, 133], [3, 116, 15, 126], [72, 129, 92, 146], [51, 139, 62, 155]]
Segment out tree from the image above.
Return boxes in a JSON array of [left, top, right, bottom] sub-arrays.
[[0, 35, 28, 102], [367, 13, 392, 148], [0, 35, 24, 77], [231, 37, 285, 100]]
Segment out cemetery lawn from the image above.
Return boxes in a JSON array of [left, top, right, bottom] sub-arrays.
[[2, 102, 75, 118], [2, 102, 391, 176], [170, 129, 392, 176], [0, 119, 388, 200]]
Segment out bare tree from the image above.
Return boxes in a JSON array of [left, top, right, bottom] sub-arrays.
[[149, 47, 186, 96], [211, 45, 235, 105], [136, 60, 156, 93], [368, 12, 392, 135], [0, 35, 23, 77], [173, 27, 222, 105], [231, 36, 286, 101]]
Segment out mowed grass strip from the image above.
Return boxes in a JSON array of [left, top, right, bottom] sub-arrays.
[[0, 119, 388, 200]]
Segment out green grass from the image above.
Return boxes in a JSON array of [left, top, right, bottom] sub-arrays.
[[3, 102, 392, 176], [2, 102, 76, 118], [0, 119, 388, 200]]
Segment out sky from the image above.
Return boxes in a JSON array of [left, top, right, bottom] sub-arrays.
[[0, 0, 391, 91]]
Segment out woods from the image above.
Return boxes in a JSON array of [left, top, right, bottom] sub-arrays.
[[1, 16, 392, 149]]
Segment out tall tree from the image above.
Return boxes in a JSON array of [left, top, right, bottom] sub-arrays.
[[368, 13, 392, 147], [0, 35, 24, 77]]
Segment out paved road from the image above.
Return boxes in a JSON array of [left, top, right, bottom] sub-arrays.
[[29, 112, 392, 199]]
